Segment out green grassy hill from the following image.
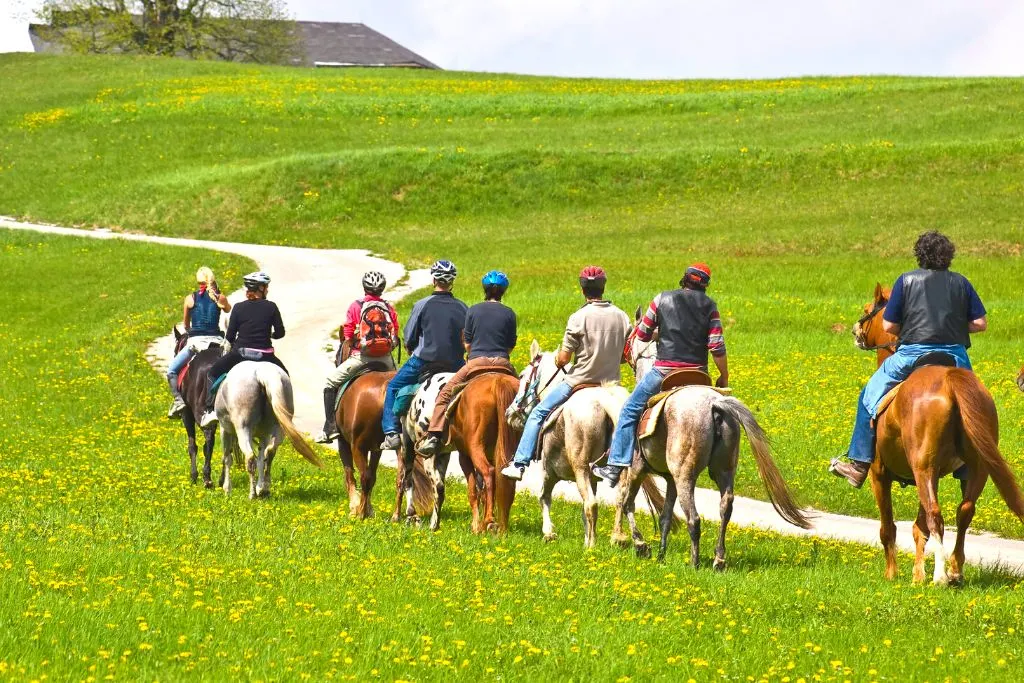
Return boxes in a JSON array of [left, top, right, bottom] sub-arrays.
[[3, 53, 1024, 535]]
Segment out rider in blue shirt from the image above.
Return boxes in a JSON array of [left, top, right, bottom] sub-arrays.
[[830, 231, 988, 487]]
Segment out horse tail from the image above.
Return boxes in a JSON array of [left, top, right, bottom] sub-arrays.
[[640, 475, 681, 531], [409, 456, 436, 517], [946, 370, 1024, 522], [714, 397, 812, 529], [257, 365, 324, 469], [493, 376, 521, 530]]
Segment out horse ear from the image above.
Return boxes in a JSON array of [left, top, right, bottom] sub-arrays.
[[530, 339, 541, 358], [873, 283, 885, 302], [634, 305, 642, 322]]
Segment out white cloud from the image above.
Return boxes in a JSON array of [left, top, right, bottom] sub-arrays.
[[2, 0, 1022, 78]]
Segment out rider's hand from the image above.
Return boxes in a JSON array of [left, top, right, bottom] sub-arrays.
[[715, 375, 729, 388]]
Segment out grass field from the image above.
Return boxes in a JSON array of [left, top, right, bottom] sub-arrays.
[[3, 53, 1024, 538], [2, 229, 1023, 681]]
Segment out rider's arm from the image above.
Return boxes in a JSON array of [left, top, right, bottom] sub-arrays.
[[966, 279, 987, 334], [225, 308, 239, 345], [709, 308, 727, 386], [182, 294, 193, 329], [211, 282, 231, 312], [271, 304, 285, 340], [969, 316, 988, 333], [882, 320, 901, 335], [557, 311, 582, 368], [713, 352, 729, 388], [403, 299, 425, 352], [635, 298, 659, 342]]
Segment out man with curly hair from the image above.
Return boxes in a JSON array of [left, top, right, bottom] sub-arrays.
[[830, 231, 988, 487]]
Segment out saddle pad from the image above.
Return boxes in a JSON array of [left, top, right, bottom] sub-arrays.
[[335, 363, 394, 411], [393, 382, 423, 417], [209, 373, 227, 398], [177, 357, 194, 391], [872, 384, 903, 425], [646, 384, 731, 409]]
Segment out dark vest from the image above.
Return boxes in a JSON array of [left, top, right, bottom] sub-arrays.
[[898, 269, 971, 348], [655, 288, 715, 366], [189, 289, 222, 337]]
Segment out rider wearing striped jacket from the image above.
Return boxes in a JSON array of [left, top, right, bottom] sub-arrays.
[[593, 263, 729, 487]]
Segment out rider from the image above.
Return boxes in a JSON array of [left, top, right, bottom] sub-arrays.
[[500, 266, 631, 481], [314, 271, 401, 444], [166, 266, 232, 418], [830, 231, 988, 487], [379, 260, 468, 450], [199, 271, 287, 427], [592, 263, 728, 487], [418, 270, 518, 456]]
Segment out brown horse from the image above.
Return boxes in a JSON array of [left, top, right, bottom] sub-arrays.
[[854, 284, 1024, 584], [399, 372, 521, 533], [334, 369, 431, 519], [172, 327, 225, 488]]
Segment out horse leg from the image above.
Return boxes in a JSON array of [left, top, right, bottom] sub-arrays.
[[337, 437, 360, 517], [911, 505, 929, 583], [220, 430, 235, 496], [659, 478, 681, 564], [949, 474, 985, 586], [540, 467, 558, 543], [869, 471, 899, 580], [202, 425, 216, 489], [712, 470, 735, 572], [430, 453, 450, 532], [358, 449, 382, 519], [183, 411, 199, 484], [402, 435, 420, 525], [572, 468, 599, 550], [610, 463, 641, 548], [911, 468, 947, 585], [625, 468, 652, 559], [459, 452, 482, 533], [391, 452, 405, 523]]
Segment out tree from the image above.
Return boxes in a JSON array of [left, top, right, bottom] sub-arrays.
[[37, 0, 299, 64]]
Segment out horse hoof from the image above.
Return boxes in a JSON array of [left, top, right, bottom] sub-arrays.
[[258, 489, 271, 499], [543, 532, 558, 543], [948, 574, 964, 588], [405, 515, 421, 527], [635, 543, 652, 560], [190, 474, 198, 485], [713, 558, 727, 572], [204, 480, 214, 490], [933, 573, 950, 587], [486, 522, 499, 533], [610, 534, 630, 549]]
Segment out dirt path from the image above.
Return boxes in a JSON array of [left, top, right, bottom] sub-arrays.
[[4, 215, 1024, 575]]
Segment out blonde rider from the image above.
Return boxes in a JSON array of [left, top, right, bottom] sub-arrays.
[[166, 266, 231, 417]]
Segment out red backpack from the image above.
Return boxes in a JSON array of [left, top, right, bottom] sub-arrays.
[[358, 299, 395, 357]]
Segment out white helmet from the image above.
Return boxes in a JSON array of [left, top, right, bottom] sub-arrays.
[[362, 271, 386, 294], [243, 271, 271, 290]]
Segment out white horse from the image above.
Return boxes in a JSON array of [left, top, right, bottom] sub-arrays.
[[613, 321, 811, 566], [508, 340, 672, 548], [215, 361, 323, 498]]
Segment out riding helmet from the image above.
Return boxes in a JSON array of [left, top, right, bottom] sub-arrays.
[[578, 265, 607, 287], [481, 270, 510, 290], [430, 260, 458, 284], [243, 271, 271, 290], [682, 263, 711, 289], [362, 270, 387, 295]]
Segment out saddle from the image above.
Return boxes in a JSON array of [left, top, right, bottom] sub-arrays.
[[872, 351, 959, 425], [334, 361, 394, 411], [442, 367, 521, 422], [637, 369, 729, 442]]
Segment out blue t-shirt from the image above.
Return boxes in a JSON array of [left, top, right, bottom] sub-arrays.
[[464, 301, 517, 360], [884, 272, 986, 324]]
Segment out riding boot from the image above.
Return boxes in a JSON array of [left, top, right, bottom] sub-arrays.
[[167, 375, 186, 418], [316, 388, 340, 443]]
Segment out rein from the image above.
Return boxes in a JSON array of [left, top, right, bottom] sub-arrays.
[[515, 354, 567, 411], [855, 301, 898, 352]]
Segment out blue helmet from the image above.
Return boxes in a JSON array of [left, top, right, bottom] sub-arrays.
[[430, 260, 458, 283], [481, 270, 510, 289]]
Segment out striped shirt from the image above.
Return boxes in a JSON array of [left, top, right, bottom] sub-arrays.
[[636, 292, 726, 369]]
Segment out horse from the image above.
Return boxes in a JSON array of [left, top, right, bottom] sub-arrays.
[[215, 361, 323, 498], [612, 318, 811, 566], [507, 340, 673, 548], [853, 284, 1024, 584], [397, 370, 521, 533], [171, 327, 224, 488], [334, 368, 432, 520]]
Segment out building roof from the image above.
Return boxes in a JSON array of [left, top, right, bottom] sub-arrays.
[[28, 20, 440, 69], [292, 22, 439, 69]]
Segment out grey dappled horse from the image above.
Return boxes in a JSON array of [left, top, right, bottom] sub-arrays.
[[215, 361, 323, 498], [612, 320, 812, 566]]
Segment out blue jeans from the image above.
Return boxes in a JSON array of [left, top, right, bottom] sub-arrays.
[[382, 355, 426, 436], [608, 367, 668, 467], [848, 343, 972, 463], [512, 382, 574, 467], [166, 347, 193, 382]]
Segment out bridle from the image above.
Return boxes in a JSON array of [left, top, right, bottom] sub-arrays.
[[854, 301, 898, 352], [513, 353, 567, 412], [624, 326, 655, 372]]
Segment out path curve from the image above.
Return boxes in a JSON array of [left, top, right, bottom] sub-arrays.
[[4, 216, 1024, 575]]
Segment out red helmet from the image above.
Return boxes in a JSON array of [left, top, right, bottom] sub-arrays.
[[682, 262, 711, 289], [579, 265, 607, 286]]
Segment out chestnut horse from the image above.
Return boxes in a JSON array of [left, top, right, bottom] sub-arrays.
[[398, 372, 521, 533], [334, 369, 431, 519], [854, 284, 1024, 584]]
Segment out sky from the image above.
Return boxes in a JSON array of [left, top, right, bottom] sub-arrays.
[[2, 0, 1023, 79]]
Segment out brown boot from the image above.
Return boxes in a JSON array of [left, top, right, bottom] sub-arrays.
[[829, 457, 870, 488]]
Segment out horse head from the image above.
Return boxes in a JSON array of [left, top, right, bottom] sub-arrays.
[[506, 339, 569, 431], [173, 325, 187, 354], [853, 283, 897, 362], [625, 308, 657, 382]]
